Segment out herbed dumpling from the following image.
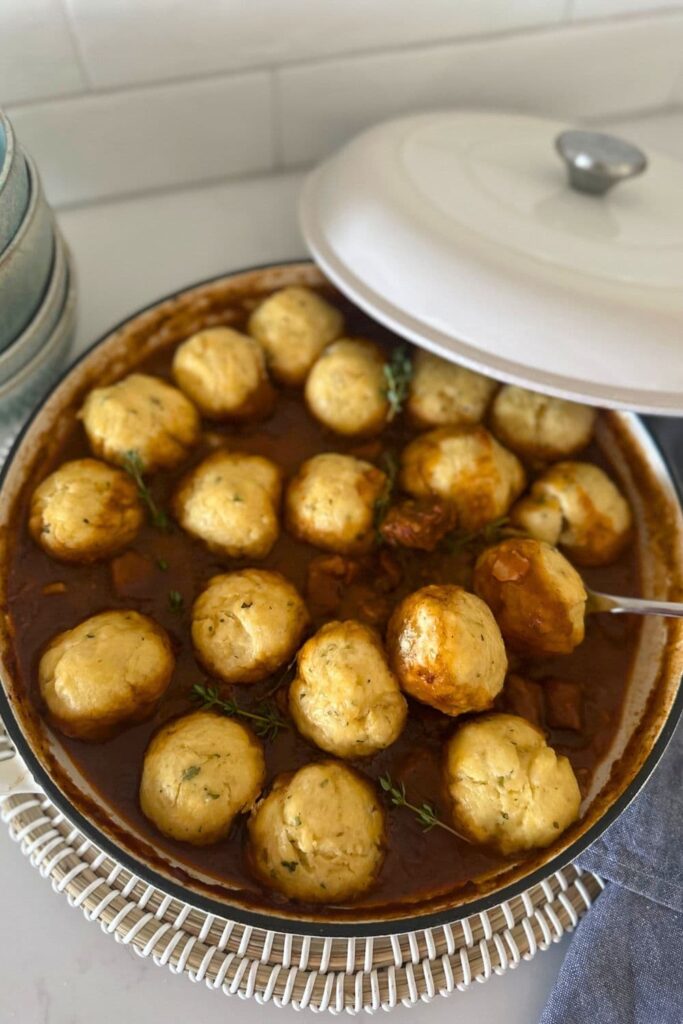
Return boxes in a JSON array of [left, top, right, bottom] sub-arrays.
[[248, 286, 344, 385], [79, 373, 200, 471], [289, 620, 407, 757], [510, 461, 632, 566], [172, 326, 274, 420], [490, 385, 596, 464], [386, 584, 507, 717], [29, 458, 143, 563], [192, 569, 309, 684], [285, 452, 386, 555], [247, 761, 385, 903], [445, 713, 581, 854], [39, 610, 174, 741], [172, 450, 282, 559], [305, 338, 389, 436], [407, 351, 498, 428], [140, 711, 265, 845], [473, 538, 586, 656], [400, 425, 525, 531]]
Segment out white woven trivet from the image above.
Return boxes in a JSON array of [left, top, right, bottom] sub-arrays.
[[0, 726, 602, 1013]]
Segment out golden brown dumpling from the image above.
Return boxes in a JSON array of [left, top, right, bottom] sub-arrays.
[[400, 425, 525, 531], [39, 611, 174, 740], [29, 458, 143, 563], [173, 450, 282, 559], [140, 711, 265, 845], [247, 761, 385, 902], [305, 338, 389, 436], [445, 713, 581, 854], [407, 350, 498, 428], [473, 538, 586, 656], [172, 326, 274, 420], [289, 620, 407, 757], [510, 461, 632, 566], [386, 584, 507, 717], [248, 286, 344, 385], [192, 570, 309, 684], [80, 373, 200, 471], [285, 452, 386, 555], [490, 385, 596, 463]]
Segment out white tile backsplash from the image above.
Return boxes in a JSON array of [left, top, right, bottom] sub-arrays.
[[7, 72, 274, 207], [2, 2, 681, 208], [64, 0, 566, 90], [570, 0, 683, 19], [0, 0, 86, 105], [277, 14, 683, 167]]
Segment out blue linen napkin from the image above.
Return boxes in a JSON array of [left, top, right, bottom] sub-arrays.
[[540, 719, 683, 1024]]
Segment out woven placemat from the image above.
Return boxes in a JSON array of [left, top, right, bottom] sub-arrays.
[[0, 728, 602, 1013]]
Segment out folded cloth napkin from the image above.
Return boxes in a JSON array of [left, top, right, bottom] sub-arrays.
[[540, 720, 683, 1024]]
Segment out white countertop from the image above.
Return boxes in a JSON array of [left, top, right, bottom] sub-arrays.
[[1, 108, 681, 1022]]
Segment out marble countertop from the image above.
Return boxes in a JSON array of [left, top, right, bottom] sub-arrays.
[[1, 107, 681, 1022]]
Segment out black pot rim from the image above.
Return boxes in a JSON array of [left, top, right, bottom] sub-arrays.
[[1, 258, 681, 939]]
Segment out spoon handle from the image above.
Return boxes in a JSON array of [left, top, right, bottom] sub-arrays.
[[587, 590, 683, 618]]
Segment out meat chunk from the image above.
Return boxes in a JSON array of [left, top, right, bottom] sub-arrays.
[[380, 497, 457, 552], [504, 673, 544, 727], [305, 554, 360, 616], [544, 678, 583, 731]]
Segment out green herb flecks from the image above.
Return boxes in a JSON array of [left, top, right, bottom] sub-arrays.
[[373, 450, 399, 540], [182, 765, 201, 782], [190, 682, 288, 742], [445, 516, 525, 555], [168, 589, 184, 612], [122, 450, 171, 532], [378, 772, 464, 839], [262, 654, 298, 699], [383, 345, 412, 421]]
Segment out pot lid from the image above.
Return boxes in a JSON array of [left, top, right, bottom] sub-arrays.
[[299, 110, 683, 414]]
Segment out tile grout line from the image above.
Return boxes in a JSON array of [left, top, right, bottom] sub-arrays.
[[50, 98, 683, 216], [58, 0, 94, 92], [6, 7, 683, 113], [52, 164, 308, 216], [269, 69, 284, 173]]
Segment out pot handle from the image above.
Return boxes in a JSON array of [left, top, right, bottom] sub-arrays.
[[555, 129, 647, 196], [0, 730, 41, 796]]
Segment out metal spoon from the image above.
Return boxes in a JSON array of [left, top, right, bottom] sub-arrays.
[[586, 589, 683, 618]]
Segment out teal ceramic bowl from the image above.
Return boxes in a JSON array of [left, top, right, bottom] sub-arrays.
[[0, 245, 76, 425], [0, 110, 29, 258], [0, 228, 69, 385], [0, 153, 54, 352]]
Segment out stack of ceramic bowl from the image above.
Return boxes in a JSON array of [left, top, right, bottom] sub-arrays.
[[0, 110, 76, 429]]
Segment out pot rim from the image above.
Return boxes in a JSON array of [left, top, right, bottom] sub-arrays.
[[0, 259, 681, 938]]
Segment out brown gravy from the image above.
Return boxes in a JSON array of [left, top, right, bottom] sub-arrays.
[[4, 300, 641, 913]]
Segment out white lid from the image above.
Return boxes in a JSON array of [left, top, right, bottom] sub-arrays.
[[300, 110, 683, 414]]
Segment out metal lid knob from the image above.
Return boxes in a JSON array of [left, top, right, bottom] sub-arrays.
[[555, 129, 647, 196]]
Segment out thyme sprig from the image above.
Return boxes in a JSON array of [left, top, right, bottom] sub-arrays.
[[445, 516, 525, 555], [383, 345, 412, 421], [262, 655, 298, 699], [122, 450, 171, 531], [373, 450, 399, 539], [190, 682, 288, 742], [378, 772, 463, 839]]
